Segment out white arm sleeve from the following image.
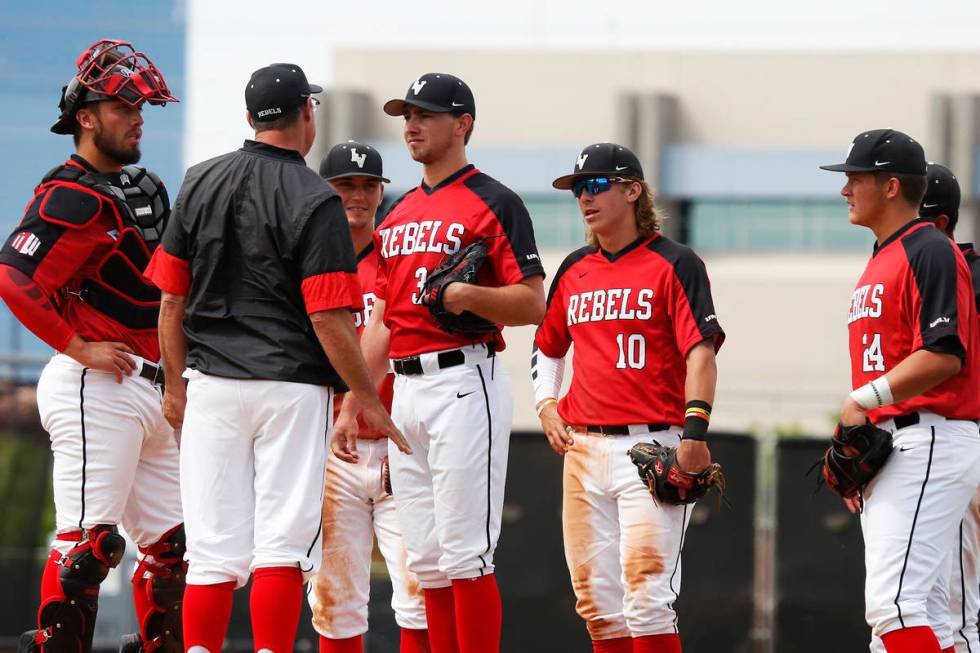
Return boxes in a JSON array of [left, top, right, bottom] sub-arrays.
[[531, 344, 565, 406]]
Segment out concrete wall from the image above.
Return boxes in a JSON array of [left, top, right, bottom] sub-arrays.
[[332, 49, 980, 149]]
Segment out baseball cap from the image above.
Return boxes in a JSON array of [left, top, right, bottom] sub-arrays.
[[383, 73, 476, 118], [245, 63, 322, 123], [319, 140, 390, 183], [920, 163, 960, 221], [819, 129, 927, 175], [552, 143, 645, 190]]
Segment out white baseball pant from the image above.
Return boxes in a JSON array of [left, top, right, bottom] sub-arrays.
[[308, 438, 426, 639], [388, 345, 512, 588], [949, 485, 980, 652], [36, 353, 182, 552], [862, 413, 980, 643], [179, 369, 331, 587], [562, 428, 691, 641]]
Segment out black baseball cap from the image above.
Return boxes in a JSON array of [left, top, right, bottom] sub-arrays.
[[819, 129, 927, 175], [246, 63, 322, 123], [920, 163, 960, 222], [319, 140, 389, 183], [552, 143, 644, 190], [383, 73, 475, 118]]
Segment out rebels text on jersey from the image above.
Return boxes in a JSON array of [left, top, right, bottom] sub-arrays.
[[375, 165, 544, 358], [336, 242, 394, 439], [535, 234, 725, 426], [848, 220, 980, 422]]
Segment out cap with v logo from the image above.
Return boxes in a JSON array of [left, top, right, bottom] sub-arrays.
[[319, 140, 389, 182], [383, 73, 475, 118], [820, 129, 926, 175]]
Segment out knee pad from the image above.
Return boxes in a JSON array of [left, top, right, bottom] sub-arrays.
[[36, 525, 126, 652], [130, 525, 187, 653]]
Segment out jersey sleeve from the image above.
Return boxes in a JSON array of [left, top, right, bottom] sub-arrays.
[[533, 265, 573, 358], [904, 234, 966, 359], [145, 184, 193, 295], [373, 228, 388, 301], [296, 196, 362, 315], [668, 247, 725, 358], [0, 189, 104, 295], [462, 175, 545, 285]]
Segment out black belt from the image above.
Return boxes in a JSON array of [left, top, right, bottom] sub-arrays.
[[139, 361, 165, 388], [892, 412, 980, 430], [392, 343, 496, 376], [575, 423, 671, 436]]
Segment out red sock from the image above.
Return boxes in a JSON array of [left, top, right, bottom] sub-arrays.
[[183, 581, 235, 652], [881, 626, 941, 653], [37, 549, 64, 624], [401, 628, 432, 653], [633, 634, 682, 653], [452, 575, 502, 653], [319, 634, 363, 653], [250, 566, 303, 653], [592, 636, 633, 652], [423, 586, 460, 653]]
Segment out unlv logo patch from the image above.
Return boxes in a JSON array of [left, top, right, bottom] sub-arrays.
[[11, 231, 41, 256]]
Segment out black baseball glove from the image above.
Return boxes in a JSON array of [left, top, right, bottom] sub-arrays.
[[819, 422, 893, 498], [421, 240, 497, 335], [628, 441, 727, 506]]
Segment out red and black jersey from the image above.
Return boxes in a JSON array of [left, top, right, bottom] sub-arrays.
[[375, 164, 544, 359], [334, 242, 394, 440], [0, 155, 161, 360], [848, 220, 980, 422], [534, 234, 725, 427], [960, 243, 980, 316]]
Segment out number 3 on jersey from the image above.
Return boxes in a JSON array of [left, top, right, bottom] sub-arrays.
[[616, 333, 646, 369], [411, 266, 428, 305], [862, 333, 885, 372]]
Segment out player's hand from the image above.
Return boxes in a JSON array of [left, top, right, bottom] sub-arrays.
[[840, 396, 867, 427], [162, 385, 186, 431], [361, 399, 412, 456], [843, 494, 863, 514], [63, 336, 137, 383], [439, 283, 468, 315], [332, 405, 360, 463], [538, 403, 573, 455], [676, 439, 711, 474]]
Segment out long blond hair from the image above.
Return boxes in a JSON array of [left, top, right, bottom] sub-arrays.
[[585, 179, 664, 248]]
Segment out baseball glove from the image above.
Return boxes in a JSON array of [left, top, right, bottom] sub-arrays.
[[628, 441, 727, 506], [818, 422, 893, 498], [421, 240, 497, 335]]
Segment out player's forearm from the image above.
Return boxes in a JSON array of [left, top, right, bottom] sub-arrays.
[[882, 349, 962, 403], [311, 308, 385, 408], [683, 340, 718, 440], [158, 292, 188, 388], [360, 300, 393, 388], [454, 276, 546, 326], [0, 265, 75, 351]]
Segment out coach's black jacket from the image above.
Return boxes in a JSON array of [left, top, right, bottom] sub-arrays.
[[160, 140, 356, 388]]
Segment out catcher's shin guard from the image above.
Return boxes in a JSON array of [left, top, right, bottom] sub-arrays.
[[34, 525, 126, 652], [125, 524, 186, 653]]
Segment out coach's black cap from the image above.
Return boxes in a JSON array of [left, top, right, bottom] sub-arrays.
[[820, 129, 927, 175], [319, 140, 390, 183], [552, 143, 645, 190], [383, 73, 476, 118], [920, 163, 960, 221], [246, 63, 322, 123]]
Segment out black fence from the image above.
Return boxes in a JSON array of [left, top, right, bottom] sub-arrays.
[[0, 404, 879, 653]]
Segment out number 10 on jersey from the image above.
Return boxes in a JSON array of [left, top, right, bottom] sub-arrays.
[[616, 333, 647, 369]]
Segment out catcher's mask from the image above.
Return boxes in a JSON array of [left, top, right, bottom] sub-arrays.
[[51, 38, 179, 135]]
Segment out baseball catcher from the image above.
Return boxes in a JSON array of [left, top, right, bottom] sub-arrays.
[[420, 239, 497, 335], [628, 441, 728, 505]]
